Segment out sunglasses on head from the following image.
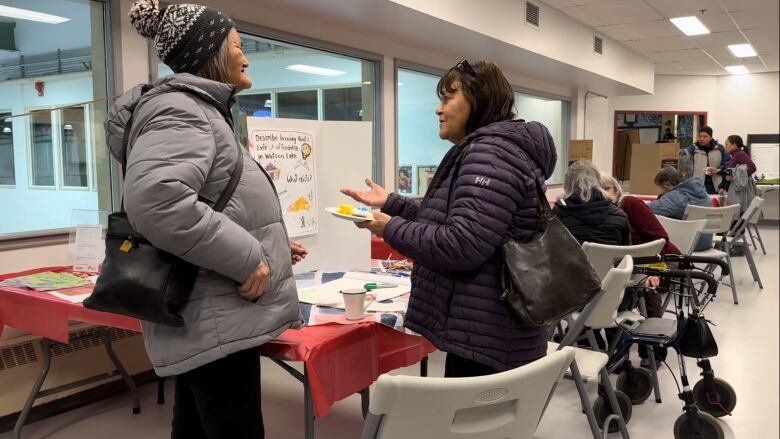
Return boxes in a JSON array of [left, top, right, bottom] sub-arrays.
[[454, 58, 476, 77]]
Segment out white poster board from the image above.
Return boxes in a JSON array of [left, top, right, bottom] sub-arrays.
[[242, 117, 373, 273], [246, 125, 319, 237], [752, 144, 780, 179]]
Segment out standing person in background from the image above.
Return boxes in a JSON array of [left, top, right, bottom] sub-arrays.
[[687, 126, 731, 194], [719, 134, 757, 195]]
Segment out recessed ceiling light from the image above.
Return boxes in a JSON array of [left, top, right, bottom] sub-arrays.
[[286, 64, 346, 76], [727, 43, 757, 58], [670, 16, 710, 36], [0, 5, 69, 24], [725, 65, 749, 75]]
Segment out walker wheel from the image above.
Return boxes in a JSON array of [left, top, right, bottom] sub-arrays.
[[693, 377, 737, 418], [617, 367, 654, 404], [673, 411, 724, 439]]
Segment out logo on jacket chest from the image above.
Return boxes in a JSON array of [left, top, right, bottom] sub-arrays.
[[474, 176, 492, 187]]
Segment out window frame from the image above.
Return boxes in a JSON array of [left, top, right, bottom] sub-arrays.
[[27, 106, 59, 190], [59, 104, 94, 191], [0, 110, 15, 188], [393, 60, 572, 193]]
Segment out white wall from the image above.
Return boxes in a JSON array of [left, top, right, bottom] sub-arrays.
[[602, 72, 780, 174]]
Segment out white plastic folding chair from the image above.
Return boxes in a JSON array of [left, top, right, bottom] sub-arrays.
[[580, 240, 666, 404], [655, 216, 707, 256], [359, 347, 576, 439], [745, 196, 767, 254], [684, 204, 741, 304], [726, 197, 765, 290], [550, 255, 634, 439]]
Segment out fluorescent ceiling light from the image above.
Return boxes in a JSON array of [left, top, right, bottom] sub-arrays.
[[670, 16, 710, 36], [0, 5, 70, 24], [725, 65, 749, 75], [286, 64, 346, 76], [63, 124, 73, 130], [727, 43, 757, 58], [1, 127, 11, 134]]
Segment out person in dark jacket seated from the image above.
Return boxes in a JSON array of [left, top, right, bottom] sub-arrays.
[[553, 160, 630, 246], [649, 166, 713, 251], [342, 59, 556, 377]]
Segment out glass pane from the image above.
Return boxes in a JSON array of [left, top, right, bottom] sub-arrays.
[[31, 111, 54, 187], [237, 93, 272, 118], [277, 90, 318, 120], [0, 113, 13, 185], [396, 69, 452, 197], [323, 87, 362, 121], [0, 0, 110, 235], [61, 107, 88, 187], [514, 92, 569, 184]]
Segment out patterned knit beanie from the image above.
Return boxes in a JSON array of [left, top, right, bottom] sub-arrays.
[[129, 0, 235, 75]]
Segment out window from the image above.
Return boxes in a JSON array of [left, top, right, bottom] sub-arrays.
[[277, 90, 318, 120], [0, 112, 13, 185], [61, 106, 88, 188], [157, 32, 380, 178], [396, 67, 571, 194], [30, 111, 55, 187], [0, 0, 111, 236]]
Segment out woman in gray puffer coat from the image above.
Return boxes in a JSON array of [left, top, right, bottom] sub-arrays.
[[343, 60, 556, 377], [112, 2, 303, 437]]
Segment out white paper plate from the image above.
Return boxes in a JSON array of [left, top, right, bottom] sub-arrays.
[[325, 207, 373, 223]]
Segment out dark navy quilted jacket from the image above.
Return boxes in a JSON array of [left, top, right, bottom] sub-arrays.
[[382, 120, 557, 371]]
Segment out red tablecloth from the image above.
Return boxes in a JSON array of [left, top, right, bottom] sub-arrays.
[[0, 266, 434, 417]]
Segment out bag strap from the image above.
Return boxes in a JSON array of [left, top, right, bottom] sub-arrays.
[[120, 88, 242, 214]]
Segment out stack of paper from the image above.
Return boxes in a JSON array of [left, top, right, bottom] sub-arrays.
[[297, 272, 411, 312], [0, 272, 91, 291]]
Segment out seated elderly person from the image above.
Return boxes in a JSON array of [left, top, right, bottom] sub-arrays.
[[553, 160, 630, 246], [648, 166, 712, 251]]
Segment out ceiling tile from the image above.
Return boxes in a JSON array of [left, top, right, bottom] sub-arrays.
[[596, 25, 633, 41], [539, 0, 575, 9], [566, 0, 613, 5], [655, 63, 683, 74], [699, 13, 739, 33], [694, 30, 750, 48], [653, 48, 712, 62], [577, 0, 664, 25], [760, 54, 780, 65], [731, 7, 780, 29], [719, 0, 777, 12], [561, 5, 606, 26], [627, 36, 698, 52], [646, 0, 724, 19], [674, 58, 722, 70], [608, 20, 680, 40]]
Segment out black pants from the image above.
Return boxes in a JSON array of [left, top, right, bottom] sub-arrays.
[[172, 347, 264, 439], [445, 353, 500, 378], [638, 289, 668, 362]]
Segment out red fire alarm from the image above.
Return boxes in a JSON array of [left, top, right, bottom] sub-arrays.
[[34, 81, 44, 97]]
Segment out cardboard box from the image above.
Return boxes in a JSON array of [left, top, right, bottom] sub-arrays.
[[568, 140, 593, 166], [615, 129, 640, 180], [629, 143, 680, 195]]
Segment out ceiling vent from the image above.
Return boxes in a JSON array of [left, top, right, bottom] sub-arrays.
[[526, 2, 540, 27], [594, 35, 604, 55]]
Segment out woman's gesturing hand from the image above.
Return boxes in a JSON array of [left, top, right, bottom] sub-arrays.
[[341, 178, 388, 208]]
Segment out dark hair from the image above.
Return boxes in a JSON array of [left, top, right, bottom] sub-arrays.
[[726, 135, 745, 150], [654, 166, 683, 187], [698, 126, 713, 137], [662, 132, 677, 141], [437, 60, 516, 135]]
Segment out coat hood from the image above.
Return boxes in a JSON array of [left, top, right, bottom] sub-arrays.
[[555, 190, 614, 225], [673, 176, 709, 203]]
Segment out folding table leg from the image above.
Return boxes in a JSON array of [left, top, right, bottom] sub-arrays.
[[303, 364, 315, 439], [360, 388, 370, 419], [13, 339, 53, 439], [420, 355, 428, 377], [100, 328, 140, 414], [157, 377, 166, 405]]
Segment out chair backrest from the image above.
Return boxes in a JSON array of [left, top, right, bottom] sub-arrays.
[[746, 196, 765, 225], [655, 215, 707, 255], [581, 239, 665, 280], [581, 255, 634, 329], [684, 204, 741, 234], [730, 197, 764, 240], [360, 348, 576, 439]]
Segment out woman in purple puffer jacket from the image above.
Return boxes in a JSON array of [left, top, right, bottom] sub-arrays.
[[342, 60, 557, 377]]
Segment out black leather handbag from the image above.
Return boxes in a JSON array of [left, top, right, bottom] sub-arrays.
[[447, 146, 602, 328], [84, 107, 243, 327], [678, 314, 719, 359]]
